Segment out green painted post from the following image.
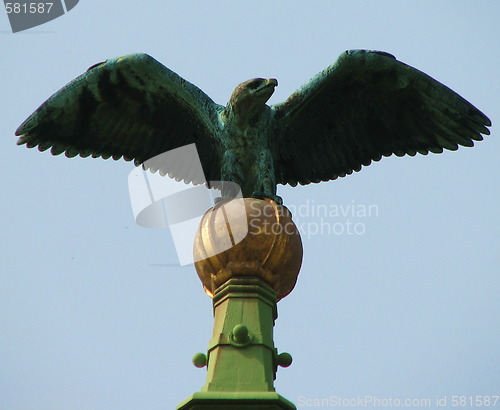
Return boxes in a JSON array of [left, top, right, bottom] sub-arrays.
[[177, 277, 295, 409]]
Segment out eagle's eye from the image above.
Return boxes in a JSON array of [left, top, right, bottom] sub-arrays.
[[247, 79, 262, 90]]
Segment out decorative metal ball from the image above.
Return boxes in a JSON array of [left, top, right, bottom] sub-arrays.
[[277, 352, 293, 368], [232, 324, 250, 345], [192, 353, 207, 368], [193, 198, 303, 300]]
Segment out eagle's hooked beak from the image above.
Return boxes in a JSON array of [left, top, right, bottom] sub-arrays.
[[259, 78, 278, 95], [265, 78, 278, 88], [227, 77, 279, 123], [255, 78, 278, 101]]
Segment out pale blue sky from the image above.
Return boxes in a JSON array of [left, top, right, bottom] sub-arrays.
[[1, 2, 499, 409]]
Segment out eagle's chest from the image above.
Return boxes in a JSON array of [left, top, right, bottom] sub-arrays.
[[218, 109, 275, 194], [224, 127, 267, 163]]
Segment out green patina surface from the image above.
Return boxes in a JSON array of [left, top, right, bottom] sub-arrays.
[[16, 50, 491, 207]]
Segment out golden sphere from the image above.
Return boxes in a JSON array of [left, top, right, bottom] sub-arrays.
[[193, 198, 302, 300]]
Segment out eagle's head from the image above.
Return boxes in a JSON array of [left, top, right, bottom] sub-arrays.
[[227, 78, 278, 126]]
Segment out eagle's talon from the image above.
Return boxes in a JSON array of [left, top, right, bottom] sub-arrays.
[[251, 192, 283, 206]]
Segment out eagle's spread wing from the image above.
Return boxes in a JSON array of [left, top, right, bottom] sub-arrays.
[[16, 53, 224, 184], [272, 50, 491, 186]]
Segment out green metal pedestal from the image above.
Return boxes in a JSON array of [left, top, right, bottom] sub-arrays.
[[177, 277, 295, 409]]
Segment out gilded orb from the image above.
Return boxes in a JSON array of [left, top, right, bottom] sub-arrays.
[[193, 198, 302, 300]]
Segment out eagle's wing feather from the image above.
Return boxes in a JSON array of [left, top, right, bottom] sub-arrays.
[[16, 53, 224, 184], [272, 50, 491, 186]]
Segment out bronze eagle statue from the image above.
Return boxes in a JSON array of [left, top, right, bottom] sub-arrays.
[[16, 50, 491, 205]]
